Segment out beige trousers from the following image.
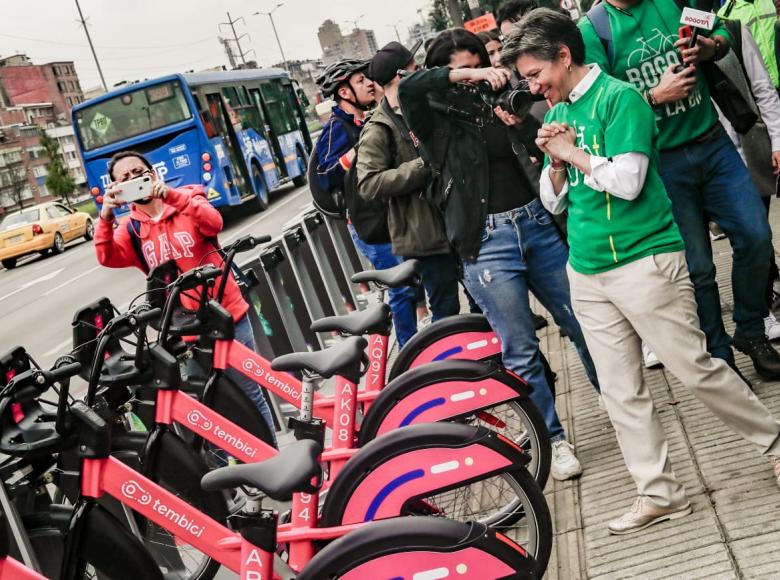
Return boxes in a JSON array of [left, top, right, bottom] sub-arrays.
[[567, 251, 780, 508]]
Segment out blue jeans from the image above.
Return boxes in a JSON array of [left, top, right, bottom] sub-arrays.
[[404, 253, 461, 322], [184, 314, 277, 447], [348, 224, 417, 347], [461, 199, 600, 441], [659, 128, 772, 362]]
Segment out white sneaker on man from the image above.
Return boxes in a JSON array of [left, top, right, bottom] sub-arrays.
[[765, 313, 780, 341], [550, 440, 583, 481], [642, 343, 664, 369], [608, 497, 692, 535]]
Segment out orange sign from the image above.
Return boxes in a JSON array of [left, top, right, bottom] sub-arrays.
[[464, 13, 497, 34]]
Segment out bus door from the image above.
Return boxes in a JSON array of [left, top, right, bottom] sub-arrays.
[[287, 80, 312, 152], [249, 88, 287, 178], [205, 92, 250, 197]]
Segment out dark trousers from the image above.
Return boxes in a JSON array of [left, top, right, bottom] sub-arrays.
[[404, 253, 461, 321]]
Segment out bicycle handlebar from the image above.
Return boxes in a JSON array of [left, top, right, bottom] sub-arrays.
[[4, 362, 82, 404]]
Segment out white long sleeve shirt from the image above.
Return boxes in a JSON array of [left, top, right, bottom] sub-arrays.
[[539, 65, 650, 215]]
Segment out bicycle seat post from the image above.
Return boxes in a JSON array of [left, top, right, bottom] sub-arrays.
[[300, 372, 320, 422]]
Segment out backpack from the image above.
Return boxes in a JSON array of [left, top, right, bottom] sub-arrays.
[[310, 114, 390, 244], [126, 218, 255, 288], [586, 0, 758, 133]]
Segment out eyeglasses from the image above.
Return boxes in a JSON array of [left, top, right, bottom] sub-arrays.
[[119, 168, 152, 183]]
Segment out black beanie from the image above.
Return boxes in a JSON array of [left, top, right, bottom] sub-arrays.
[[367, 41, 414, 86]]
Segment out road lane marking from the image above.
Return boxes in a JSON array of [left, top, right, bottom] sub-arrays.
[[44, 337, 73, 357], [43, 265, 101, 296], [0, 268, 64, 303], [223, 187, 310, 243]]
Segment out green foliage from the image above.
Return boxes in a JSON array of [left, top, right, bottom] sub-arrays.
[[39, 133, 76, 206], [430, 0, 451, 31]]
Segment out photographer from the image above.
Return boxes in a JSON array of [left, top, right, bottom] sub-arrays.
[[95, 150, 276, 444], [398, 28, 601, 481]]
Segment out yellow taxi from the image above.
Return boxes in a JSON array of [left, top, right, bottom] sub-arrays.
[[0, 202, 94, 269]]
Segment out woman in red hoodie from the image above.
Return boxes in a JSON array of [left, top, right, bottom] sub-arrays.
[[95, 150, 276, 445]]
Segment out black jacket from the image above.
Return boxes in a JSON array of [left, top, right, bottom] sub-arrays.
[[398, 66, 542, 261]]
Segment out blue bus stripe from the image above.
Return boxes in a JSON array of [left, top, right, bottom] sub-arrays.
[[432, 346, 463, 361], [365, 469, 426, 522], [400, 398, 446, 427]]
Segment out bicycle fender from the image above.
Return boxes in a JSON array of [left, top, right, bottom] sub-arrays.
[[299, 516, 536, 580], [321, 422, 529, 527], [388, 314, 501, 380], [359, 359, 531, 445]]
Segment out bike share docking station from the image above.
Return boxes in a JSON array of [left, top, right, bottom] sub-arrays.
[[236, 208, 373, 433]]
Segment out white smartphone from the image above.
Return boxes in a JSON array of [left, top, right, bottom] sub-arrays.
[[115, 174, 153, 203]]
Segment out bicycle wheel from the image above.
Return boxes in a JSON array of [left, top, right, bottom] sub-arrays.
[[468, 398, 552, 489], [408, 466, 552, 575], [137, 430, 226, 580], [23, 504, 164, 580], [298, 516, 538, 580]]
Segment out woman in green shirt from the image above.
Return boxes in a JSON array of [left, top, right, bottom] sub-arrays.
[[504, 8, 780, 535]]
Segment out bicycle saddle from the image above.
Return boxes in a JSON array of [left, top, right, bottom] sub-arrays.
[[271, 336, 368, 379], [200, 439, 322, 501], [351, 260, 422, 288], [310, 303, 392, 337]]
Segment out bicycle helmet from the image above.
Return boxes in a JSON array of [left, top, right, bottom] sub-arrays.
[[316, 58, 370, 99]]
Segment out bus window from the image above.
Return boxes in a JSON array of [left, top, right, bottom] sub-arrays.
[[74, 80, 192, 151]]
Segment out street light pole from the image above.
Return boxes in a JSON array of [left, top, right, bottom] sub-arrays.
[[254, 4, 288, 71]]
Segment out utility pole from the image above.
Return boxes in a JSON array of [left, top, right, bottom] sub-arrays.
[[387, 20, 403, 42], [219, 12, 250, 66], [74, 0, 107, 92], [253, 4, 288, 71]]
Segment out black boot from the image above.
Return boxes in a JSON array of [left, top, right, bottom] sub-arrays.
[[532, 312, 548, 331], [732, 335, 780, 380]]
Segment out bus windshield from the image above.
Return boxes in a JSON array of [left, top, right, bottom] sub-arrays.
[[74, 79, 193, 151]]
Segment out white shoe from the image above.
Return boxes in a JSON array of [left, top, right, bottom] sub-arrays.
[[765, 313, 780, 341], [550, 439, 583, 481], [642, 343, 664, 369]]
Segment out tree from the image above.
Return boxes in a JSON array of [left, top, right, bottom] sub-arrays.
[[40, 133, 76, 207], [429, 0, 452, 31]]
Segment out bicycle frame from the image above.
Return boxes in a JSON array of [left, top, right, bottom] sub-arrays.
[[0, 557, 45, 580], [74, 453, 367, 579]]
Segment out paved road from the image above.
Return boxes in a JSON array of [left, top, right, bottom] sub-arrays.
[[0, 183, 313, 369]]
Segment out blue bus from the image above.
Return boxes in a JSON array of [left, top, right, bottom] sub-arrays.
[[71, 68, 312, 213]]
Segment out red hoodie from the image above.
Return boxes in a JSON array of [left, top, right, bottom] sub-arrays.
[[95, 185, 249, 322]]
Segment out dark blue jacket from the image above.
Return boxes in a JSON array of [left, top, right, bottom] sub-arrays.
[[315, 106, 362, 193]]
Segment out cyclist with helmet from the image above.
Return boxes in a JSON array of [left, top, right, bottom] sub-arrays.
[[314, 58, 418, 347]]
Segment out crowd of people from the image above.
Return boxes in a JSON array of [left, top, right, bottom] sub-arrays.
[[312, 0, 780, 536]]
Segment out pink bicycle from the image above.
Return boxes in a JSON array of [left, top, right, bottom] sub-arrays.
[[0, 357, 539, 579]]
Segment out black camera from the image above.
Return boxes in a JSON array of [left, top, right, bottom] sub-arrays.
[[476, 79, 543, 118], [442, 77, 543, 124]]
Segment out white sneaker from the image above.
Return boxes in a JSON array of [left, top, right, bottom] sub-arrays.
[[642, 343, 664, 369], [550, 439, 583, 481], [765, 313, 780, 341]]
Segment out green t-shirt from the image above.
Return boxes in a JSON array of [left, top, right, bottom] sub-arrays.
[[544, 71, 684, 274], [579, 0, 728, 150]]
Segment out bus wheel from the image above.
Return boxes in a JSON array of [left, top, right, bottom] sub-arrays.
[[292, 147, 308, 187], [251, 162, 269, 212]]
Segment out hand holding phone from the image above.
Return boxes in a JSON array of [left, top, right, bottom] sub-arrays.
[[114, 174, 153, 204]]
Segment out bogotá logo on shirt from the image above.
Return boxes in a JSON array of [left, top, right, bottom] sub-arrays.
[[624, 29, 703, 117]]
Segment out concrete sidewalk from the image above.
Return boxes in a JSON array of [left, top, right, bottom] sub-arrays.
[[539, 210, 780, 579]]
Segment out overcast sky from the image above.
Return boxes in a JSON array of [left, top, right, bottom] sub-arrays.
[[1, 0, 433, 91]]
